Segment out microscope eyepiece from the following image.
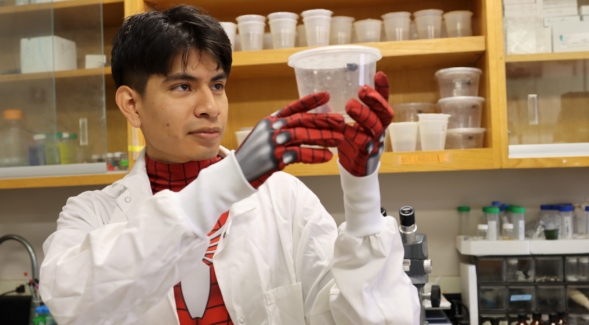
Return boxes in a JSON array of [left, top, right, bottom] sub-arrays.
[[399, 206, 415, 227]]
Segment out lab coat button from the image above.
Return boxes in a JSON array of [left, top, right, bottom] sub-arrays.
[[239, 316, 244, 324], [124, 196, 131, 203]]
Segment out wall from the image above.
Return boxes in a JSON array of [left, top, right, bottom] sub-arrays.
[[1, 167, 588, 293]]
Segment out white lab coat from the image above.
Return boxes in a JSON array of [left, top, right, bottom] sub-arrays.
[[40, 148, 420, 325]]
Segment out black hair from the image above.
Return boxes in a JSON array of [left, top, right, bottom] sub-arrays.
[[111, 5, 232, 95]]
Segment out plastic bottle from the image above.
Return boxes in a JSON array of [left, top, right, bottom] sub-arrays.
[[68, 133, 82, 163], [516, 313, 529, 325], [106, 152, 115, 171], [477, 224, 488, 240], [529, 312, 542, 325], [506, 258, 519, 281], [579, 257, 589, 281], [28, 134, 46, 166], [45, 133, 61, 165], [458, 206, 471, 236], [32, 305, 47, 325], [59, 132, 71, 164], [576, 206, 588, 238], [0, 109, 29, 167], [560, 205, 574, 239], [120, 152, 129, 170], [483, 206, 500, 240], [502, 223, 514, 240], [510, 206, 526, 240]]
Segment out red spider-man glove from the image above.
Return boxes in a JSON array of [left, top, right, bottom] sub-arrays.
[[235, 92, 344, 189], [337, 71, 393, 176]]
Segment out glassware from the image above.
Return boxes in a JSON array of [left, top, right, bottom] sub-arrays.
[[0, 109, 29, 167], [502, 223, 514, 240], [477, 224, 488, 240], [510, 206, 526, 240], [458, 206, 471, 236]]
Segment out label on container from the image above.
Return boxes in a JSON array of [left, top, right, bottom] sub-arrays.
[[487, 220, 497, 240], [398, 153, 449, 165], [510, 294, 532, 301]]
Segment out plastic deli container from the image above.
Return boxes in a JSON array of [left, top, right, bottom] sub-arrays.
[[438, 96, 485, 129], [435, 67, 482, 98], [388, 122, 419, 152], [418, 113, 450, 151], [392, 102, 436, 122], [288, 45, 382, 122], [445, 128, 485, 149]]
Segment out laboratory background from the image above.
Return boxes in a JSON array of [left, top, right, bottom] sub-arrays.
[[1, 0, 589, 324]]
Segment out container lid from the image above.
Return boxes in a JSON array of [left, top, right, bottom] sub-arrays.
[[354, 19, 383, 26], [62, 132, 70, 139], [446, 128, 486, 135], [510, 206, 526, 213], [437, 96, 485, 105], [33, 134, 46, 140], [559, 204, 574, 212], [491, 201, 501, 206], [477, 224, 488, 230], [69, 133, 78, 139], [540, 204, 552, 210], [3, 109, 23, 120], [120, 160, 129, 167], [236, 14, 266, 23], [268, 12, 299, 21], [331, 16, 355, 23], [482, 206, 499, 214], [585, 206, 589, 211], [500, 204, 510, 212], [502, 223, 514, 229], [413, 9, 443, 17], [287, 45, 382, 69], [443, 10, 474, 18], [507, 258, 518, 264], [382, 12, 411, 20], [457, 206, 470, 212], [435, 67, 482, 78], [301, 9, 333, 18]]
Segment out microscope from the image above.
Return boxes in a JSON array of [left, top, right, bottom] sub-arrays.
[[383, 206, 440, 325]]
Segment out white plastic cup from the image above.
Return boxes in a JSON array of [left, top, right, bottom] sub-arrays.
[[288, 45, 382, 122], [220, 22, 237, 52], [445, 128, 485, 149], [269, 19, 297, 48], [414, 9, 443, 39], [297, 24, 307, 47], [304, 16, 332, 46], [435, 67, 482, 98], [388, 122, 419, 152], [236, 14, 266, 23], [238, 21, 265, 51], [392, 102, 436, 122], [268, 12, 299, 21], [354, 19, 382, 43], [418, 113, 450, 151], [438, 96, 485, 129], [330, 16, 354, 45], [382, 12, 411, 41], [301, 9, 333, 18], [443, 10, 473, 37]]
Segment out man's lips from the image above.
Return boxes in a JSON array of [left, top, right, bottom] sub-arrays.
[[189, 128, 221, 139]]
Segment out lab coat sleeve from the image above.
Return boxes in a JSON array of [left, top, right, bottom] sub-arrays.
[[305, 162, 420, 325], [39, 152, 256, 325]]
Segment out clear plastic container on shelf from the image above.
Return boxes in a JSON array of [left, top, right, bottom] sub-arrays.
[[510, 206, 526, 240], [479, 286, 507, 311], [0, 109, 30, 167], [484, 206, 501, 241], [437, 96, 485, 129], [477, 224, 489, 240], [566, 257, 579, 282], [536, 286, 566, 312], [413, 9, 443, 39], [502, 223, 514, 240], [354, 19, 382, 43], [392, 103, 436, 122], [458, 206, 471, 236], [445, 128, 485, 149], [388, 122, 418, 152], [542, 205, 561, 240], [28, 134, 46, 166], [330, 16, 354, 45], [576, 206, 588, 237], [579, 257, 589, 281], [508, 286, 535, 312], [381, 12, 411, 41], [535, 257, 563, 283], [560, 204, 575, 239], [435, 67, 482, 98], [477, 258, 505, 282], [506, 258, 534, 282], [443, 10, 473, 37]]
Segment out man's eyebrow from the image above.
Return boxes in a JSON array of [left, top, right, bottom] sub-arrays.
[[163, 73, 199, 83], [211, 72, 228, 81]]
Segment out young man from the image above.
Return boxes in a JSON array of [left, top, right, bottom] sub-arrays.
[[39, 5, 419, 325]]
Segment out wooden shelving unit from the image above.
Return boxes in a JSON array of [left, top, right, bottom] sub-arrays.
[[0, 67, 112, 83], [0, 172, 126, 190], [506, 51, 589, 63]]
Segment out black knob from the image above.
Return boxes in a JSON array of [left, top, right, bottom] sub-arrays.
[[430, 285, 441, 308], [399, 206, 415, 227]]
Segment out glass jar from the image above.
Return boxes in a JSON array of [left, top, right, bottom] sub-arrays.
[[484, 206, 500, 240], [502, 223, 514, 240], [477, 224, 488, 240]]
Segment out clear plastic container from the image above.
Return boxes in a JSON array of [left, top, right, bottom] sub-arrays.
[[506, 258, 534, 282], [268, 12, 299, 21], [45, 133, 61, 165], [263, 32, 274, 50], [382, 12, 411, 41], [354, 19, 382, 43], [435, 67, 482, 98], [392, 103, 436, 122], [477, 258, 505, 282], [414, 9, 443, 39], [28, 133, 46, 166], [536, 286, 565, 312], [303, 15, 332, 46], [484, 206, 500, 241], [458, 206, 471, 236], [560, 204, 574, 239], [236, 14, 266, 23], [445, 128, 485, 149], [576, 257, 589, 281], [443, 10, 473, 37], [220, 22, 237, 51], [507, 258, 519, 282], [287, 45, 382, 122], [576, 206, 588, 237], [238, 21, 265, 51], [508, 286, 535, 312], [510, 206, 526, 240], [502, 223, 514, 240], [479, 286, 507, 311], [566, 257, 579, 282], [418, 118, 449, 151], [0, 109, 29, 167], [477, 224, 489, 240], [388, 122, 418, 152], [301, 9, 333, 18], [535, 257, 563, 282], [330, 16, 354, 45], [269, 18, 297, 49], [437, 96, 485, 129]]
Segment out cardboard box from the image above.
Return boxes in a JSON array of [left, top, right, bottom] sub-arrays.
[[543, 6, 579, 17], [544, 15, 581, 26], [552, 20, 589, 52], [20, 36, 77, 73]]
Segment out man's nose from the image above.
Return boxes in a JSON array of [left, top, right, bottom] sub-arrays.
[[194, 86, 220, 118]]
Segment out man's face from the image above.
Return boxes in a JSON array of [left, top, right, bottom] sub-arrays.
[[136, 50, 228, 163]]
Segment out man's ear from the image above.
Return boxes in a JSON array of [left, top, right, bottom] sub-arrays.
[[116, 85, 142, 128]]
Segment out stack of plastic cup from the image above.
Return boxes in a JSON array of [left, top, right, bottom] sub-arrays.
[[268, 12, 298, 49], [414, 9, 443, 39], [435, 67, 482, 98], [354, 19, 382, 43], [237, 15, 266, 51], [445, 128, 485, 149], [220, 22, 237, 51], [302, 9, 333, 46], [297, 24, 307, 46], [443, 10, 473, 37], [418, 113, 450, 151], [382, 12, 411, 41], [330, 16, 354, 45], [438, 96, 485, 129], [388, 122, 419, 152]]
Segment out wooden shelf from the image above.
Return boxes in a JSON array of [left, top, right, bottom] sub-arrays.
[[0, 172, 126, 190], [504, 156, 589, 169], [506, 51, 589, 63], [230, 36, 486, 79], [0, 0, 123, 36], [0, 67, 112, 85], [284, 148, 498, 176]]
